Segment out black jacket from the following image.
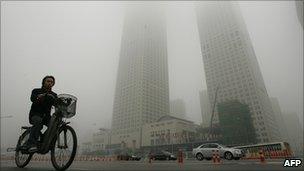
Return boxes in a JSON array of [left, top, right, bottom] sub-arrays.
[[29, 88, 57, 119]]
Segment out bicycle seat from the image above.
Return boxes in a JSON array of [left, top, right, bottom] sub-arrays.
[[21, 126, 32, 129]]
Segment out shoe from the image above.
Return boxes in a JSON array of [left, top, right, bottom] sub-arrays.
[[28, 145, 38, 153]]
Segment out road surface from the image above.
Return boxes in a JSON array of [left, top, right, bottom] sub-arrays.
[[1, 158, 303, 171]]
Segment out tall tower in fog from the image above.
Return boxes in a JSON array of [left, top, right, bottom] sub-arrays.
[[195, 1, 279, 143], [296, 1, 303, 29], [111, 3, 169, 148]]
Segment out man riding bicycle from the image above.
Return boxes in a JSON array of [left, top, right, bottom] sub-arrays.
[[26, 75, 58, 152]]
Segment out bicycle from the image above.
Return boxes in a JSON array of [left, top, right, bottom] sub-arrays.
[[15, 94, 78, 171]]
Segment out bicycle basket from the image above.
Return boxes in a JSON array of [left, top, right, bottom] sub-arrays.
[[55, 94, 77, 118]]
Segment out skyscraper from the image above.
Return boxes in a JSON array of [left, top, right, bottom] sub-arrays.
[[195, 1, 280, 143], [111, 3, 169, 148], [282, 112, 304, 157], [199, 90, 212, 128], [270, 97, 288, 142], [170, 99, 186, 119], [296, 1, 303, 28]]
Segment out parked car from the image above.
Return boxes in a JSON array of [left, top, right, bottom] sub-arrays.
[[117, 153, 141, 161], [129, 155, 141, 161], [150, 151, 177, 160], [192, 143, 244, 161]]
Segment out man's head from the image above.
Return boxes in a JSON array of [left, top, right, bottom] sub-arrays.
[[42, 75, 55, 90]]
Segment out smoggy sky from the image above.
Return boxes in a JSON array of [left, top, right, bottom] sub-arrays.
[[1, 1, 303, 148]]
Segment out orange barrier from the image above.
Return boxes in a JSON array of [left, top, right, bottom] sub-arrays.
[[177, 149, 184, 167], [259, 150, 266, 164], [216, 150, 221, 163], [212, 150, 220, 164], [212, 150, 216, 163]]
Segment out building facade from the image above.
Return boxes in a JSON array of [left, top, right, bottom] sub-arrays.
[[81, 128, 111, 154], [92, 128, 111, 149], [199, 90, 212, 128], [217, 100, 257, 146], [269, 97, 288, 142], [282, 112, 304, 157], [111, 3, 170, 149], [296, 1, 303, 29], [141, 115, 197, 147], [195, 1, 280, 143]]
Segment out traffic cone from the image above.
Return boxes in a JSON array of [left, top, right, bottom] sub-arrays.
[[259, 150, 266, 164], [177, 149, 184, 168], [216, 150, 221, 164], [212, 150, 216, 163]]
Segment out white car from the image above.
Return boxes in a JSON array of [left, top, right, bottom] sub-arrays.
[[192, 143, 243, 161]]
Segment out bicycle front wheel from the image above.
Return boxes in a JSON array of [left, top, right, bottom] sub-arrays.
[[51, 125, 77, 171], [15, 130, 33, 168]]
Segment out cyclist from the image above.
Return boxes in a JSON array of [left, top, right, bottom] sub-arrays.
[[26, 75, 58, 152]]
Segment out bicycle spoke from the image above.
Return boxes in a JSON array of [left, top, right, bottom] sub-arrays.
[[15, 130, 36, 169], [55, 132, 69, 167], [52, 127, 76, 170]]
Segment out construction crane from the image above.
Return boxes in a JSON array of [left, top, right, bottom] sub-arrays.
[[209, 85, 220, 138]]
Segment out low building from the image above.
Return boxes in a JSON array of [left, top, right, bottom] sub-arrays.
[[81, 128, 111, 154], [141, 115, 198, 147], [92, 128, 111, 150], [110, 131, 141, 150], [81, 142, 93, 154]]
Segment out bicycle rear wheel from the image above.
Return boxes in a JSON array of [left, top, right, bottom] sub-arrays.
[[15, 130, 33, 168], [51, 125, 77, 171]]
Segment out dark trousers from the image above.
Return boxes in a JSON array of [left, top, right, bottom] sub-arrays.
[[28, 115, 50, 146]]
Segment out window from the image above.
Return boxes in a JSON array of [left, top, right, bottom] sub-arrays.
[[200, 145, 208, 149]]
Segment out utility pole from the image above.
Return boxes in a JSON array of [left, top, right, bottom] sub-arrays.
[[209, 85, 220, 139]]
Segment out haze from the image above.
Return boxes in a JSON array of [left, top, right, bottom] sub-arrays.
[[1, 1, 303, 148]]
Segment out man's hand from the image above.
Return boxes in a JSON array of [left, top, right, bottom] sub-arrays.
[[46, 94, 56, 99], [37, 93, 46, 102]]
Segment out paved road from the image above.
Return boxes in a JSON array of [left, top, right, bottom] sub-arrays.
[[1, 159, 303, 171]]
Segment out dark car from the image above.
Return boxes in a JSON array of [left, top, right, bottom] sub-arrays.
[[129, 155, 141, 161], [150, 151, 177, 160], [117, 154, 141, 161]]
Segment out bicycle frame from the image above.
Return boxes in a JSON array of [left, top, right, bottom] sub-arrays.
[[38, 112, 69, 154]]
